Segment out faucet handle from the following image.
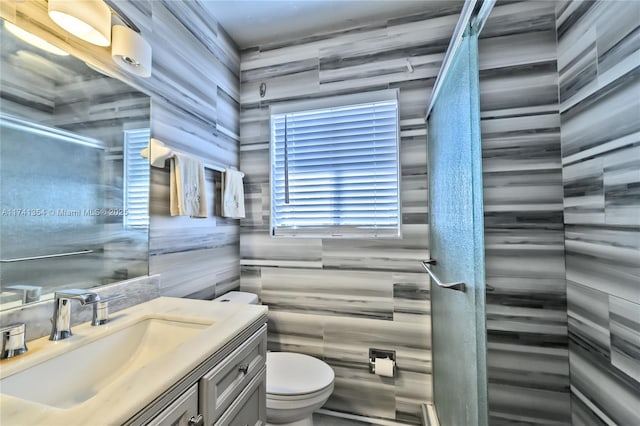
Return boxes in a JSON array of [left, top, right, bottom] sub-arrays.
[[92, 294, 125, 326], [1, 323, 28, 359], [5, 285, 42, 304], [54, 289, 101, 304]]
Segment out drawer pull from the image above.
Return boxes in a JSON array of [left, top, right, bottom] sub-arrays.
[[188, 414, 204, 426], [238, 363, 249, 375]]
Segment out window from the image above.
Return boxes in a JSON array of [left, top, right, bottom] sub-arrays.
[[270, 89, 401, 238], [123, 128, 150, 229]]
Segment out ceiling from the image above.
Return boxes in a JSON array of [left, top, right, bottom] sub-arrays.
[[204, 0, 463, 48]]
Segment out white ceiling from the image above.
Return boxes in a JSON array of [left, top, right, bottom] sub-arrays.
[[203, 0, 463, 48]]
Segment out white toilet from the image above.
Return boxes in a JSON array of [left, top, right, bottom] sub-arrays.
[[213, 291, 335, 426]]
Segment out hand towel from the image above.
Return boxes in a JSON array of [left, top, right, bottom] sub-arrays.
[[222, 168, 245, 218], [170, 153, 207, 218]]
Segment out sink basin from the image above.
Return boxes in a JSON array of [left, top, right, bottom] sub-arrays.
[[0, 317, 208, 408]]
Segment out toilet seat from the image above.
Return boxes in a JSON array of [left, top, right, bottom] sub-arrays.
[[266, 352, 334, 396], [267, 383, 334, 401]]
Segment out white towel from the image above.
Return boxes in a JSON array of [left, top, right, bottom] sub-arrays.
[[222, 168, 245, 218], [170, 153, 207, 218]]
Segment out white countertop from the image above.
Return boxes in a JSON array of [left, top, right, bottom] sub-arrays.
[[0, 297, 267, 426]]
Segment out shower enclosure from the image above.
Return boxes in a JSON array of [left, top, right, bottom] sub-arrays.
[[425, 2, 492, 424], [0, 114, 148, 306], [0, 116, 106, 294]]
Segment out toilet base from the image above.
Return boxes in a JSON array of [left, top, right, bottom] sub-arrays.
[[266, 415, 313, 426]]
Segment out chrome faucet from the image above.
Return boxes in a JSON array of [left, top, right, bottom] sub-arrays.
[[1, 323, 28, 359], [4, 285, 42, 304], [49, 289, 101, 341], [91, 294, 125, 326]]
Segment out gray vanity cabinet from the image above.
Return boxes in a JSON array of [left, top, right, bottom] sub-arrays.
[[215, 370, 266, 426], [147, 384, 199, 426], [200, 324, 267, 424], [128, 320, 267, 426]]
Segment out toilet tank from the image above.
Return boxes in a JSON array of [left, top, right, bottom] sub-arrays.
[[212, 291, 259, 304]]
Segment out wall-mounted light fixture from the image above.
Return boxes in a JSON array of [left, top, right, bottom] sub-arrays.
[[46, 0, 152, 78], [3, 21, 69, 56], [48, 0, 111, 47], [111, 24, 151, 77]]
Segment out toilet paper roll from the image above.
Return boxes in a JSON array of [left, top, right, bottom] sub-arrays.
[[374, 358, 395, 377]]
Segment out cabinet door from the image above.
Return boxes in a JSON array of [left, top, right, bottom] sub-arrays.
[[200, 325, 267, 424], [147, 384, 199, 426], [215, 367, 266, 426]]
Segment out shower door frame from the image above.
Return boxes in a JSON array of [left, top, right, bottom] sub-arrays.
[[425, 1, 495, 424]]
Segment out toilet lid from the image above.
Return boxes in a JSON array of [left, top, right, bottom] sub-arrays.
[[267, 352, 335, 395]]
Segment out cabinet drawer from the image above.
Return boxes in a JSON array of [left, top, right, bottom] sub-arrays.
[[200, 324, 267, 424], [147, 384, 198, 426], [215, 367, 266, 426]]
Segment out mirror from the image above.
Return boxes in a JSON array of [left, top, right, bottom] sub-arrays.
[[0, 19, 151, 310]]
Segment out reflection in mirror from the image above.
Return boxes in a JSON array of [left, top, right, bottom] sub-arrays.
[[0, 18, 151, 311]]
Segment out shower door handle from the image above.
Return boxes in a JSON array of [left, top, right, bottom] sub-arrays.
[[420, 260, 466, 292]]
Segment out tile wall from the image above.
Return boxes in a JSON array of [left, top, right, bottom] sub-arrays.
[[556, 1, 640, 424], [480, 2, 570, 424], [238, 4, 465, 421]]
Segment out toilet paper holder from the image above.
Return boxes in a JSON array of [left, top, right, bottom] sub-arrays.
[[369, 348, 396, 375]]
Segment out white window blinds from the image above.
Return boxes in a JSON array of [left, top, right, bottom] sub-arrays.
[[270, 90, 401, 238], [123, 128, 150, 229]]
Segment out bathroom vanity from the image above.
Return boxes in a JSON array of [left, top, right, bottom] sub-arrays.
[[139, 320, 267, 426], [0, 298, 268, 425]]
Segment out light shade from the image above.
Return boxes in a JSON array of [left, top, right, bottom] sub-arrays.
[[4, 21, 69, 56], [48, 0, 111, 47], [111, 25, 152, 78]]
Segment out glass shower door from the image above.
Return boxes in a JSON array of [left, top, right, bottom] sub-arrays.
[[426, 28, 488, 426]]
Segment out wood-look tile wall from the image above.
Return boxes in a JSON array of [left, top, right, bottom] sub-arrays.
[[3, 0, 242, 300], [238, 4, 465, 421], [479, 2, 570, 425], [556, 1, 640, 425], [129, 1, 242, 300]]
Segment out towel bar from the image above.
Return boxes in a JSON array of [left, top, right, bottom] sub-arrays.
[[420, 260, 466, 292], [0, 250, 94, 263], [140, 138, 226, 172]]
